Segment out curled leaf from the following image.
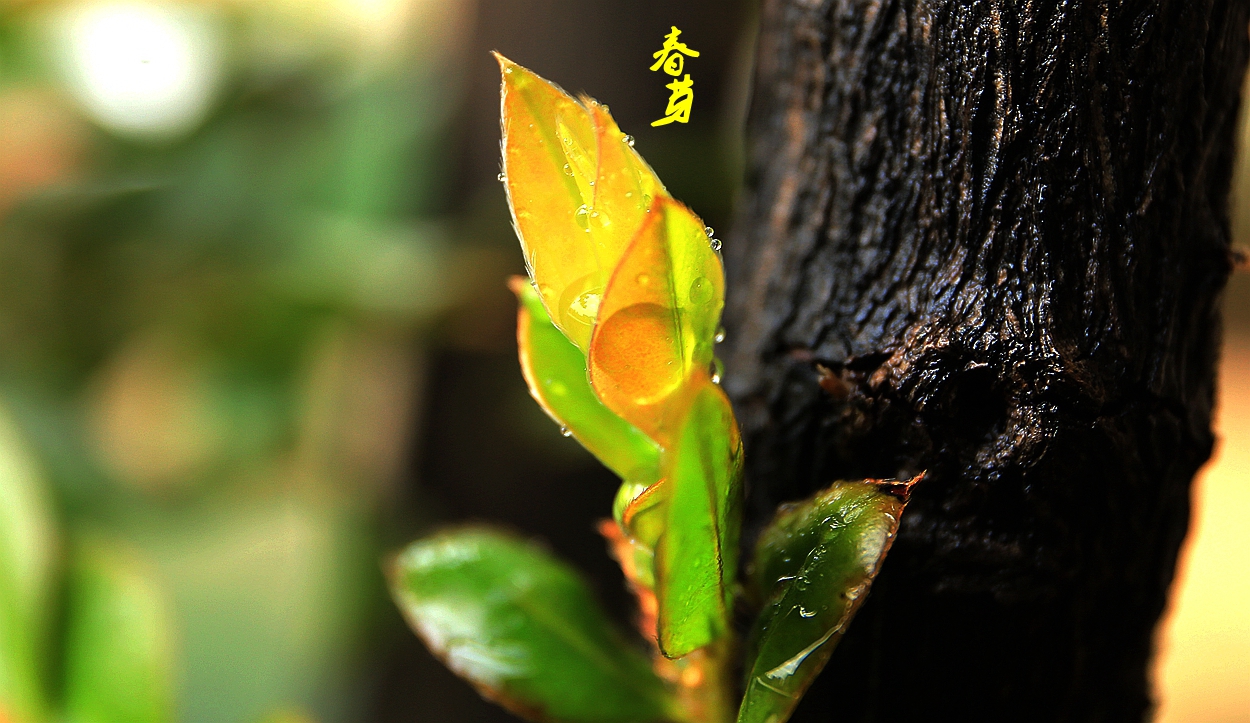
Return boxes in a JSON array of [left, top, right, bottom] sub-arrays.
[[497, 53, 666, 353], [737, 479, 917, 723], [513, 277, 661, 484], [390, 528, 675, 723], [655, 383, 742, 659], [588, 197, 723, 446]]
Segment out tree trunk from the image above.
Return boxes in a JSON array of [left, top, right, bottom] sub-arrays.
[[722, 2, 1248, 721]]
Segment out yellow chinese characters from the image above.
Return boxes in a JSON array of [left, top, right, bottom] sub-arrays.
[[649, 26, 699, 127]]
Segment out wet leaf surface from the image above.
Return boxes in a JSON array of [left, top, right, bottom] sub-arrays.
[[589, 198, 723, 447], [655, 383, 742, 659], [497, 53, 666, 354], [390, 527, 675, 723], [514, 278, 661, 485], [738, 480, 912, 723]]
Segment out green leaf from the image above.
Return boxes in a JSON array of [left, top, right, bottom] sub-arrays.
[[737, 480, 912, 723], [513, 278, 662, 485], [655, 384, 742, 659], [390, 528, 675, 723], [0, 407, 56, 723], [62, 539, 174, 723]]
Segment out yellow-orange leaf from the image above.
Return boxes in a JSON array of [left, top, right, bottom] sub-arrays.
[[496, 53, 667, 353], [588, 197, 723, 446]]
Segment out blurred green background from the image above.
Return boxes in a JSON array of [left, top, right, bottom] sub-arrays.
[[0, 1, 751, 721]]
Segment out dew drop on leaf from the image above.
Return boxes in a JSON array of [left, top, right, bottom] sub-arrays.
[[574, 205, 591, 232], [710, 238, 723, 251], [560, 426, 572, 437], [593, 303, 684, 404], [689, 276, 713, 304], [563, 163, 574, 176], [715, 327, 726, 344], [623, 135, 635, 147], [497, 172, 507, 182], [705, 226, 714, 238], [568, 290, 601, 323]]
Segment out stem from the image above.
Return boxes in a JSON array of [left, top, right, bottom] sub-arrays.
[[659, 636, 737, 723]]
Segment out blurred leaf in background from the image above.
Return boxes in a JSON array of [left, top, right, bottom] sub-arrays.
[[0, 404, 57, 723], [0, 0, 474, 721], [62, 537, 173, 723]]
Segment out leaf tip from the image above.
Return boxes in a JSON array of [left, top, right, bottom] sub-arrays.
[[868, 471, 925, 504]]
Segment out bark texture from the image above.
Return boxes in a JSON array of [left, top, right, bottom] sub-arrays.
[[723, 1, 1249, 721]]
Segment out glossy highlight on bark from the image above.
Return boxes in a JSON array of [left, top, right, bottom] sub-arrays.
[[737, 480, 915, 723], [390, 528, 675, 723]]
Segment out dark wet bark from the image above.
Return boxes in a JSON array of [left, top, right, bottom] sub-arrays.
[[723, 1, 1249, 721]]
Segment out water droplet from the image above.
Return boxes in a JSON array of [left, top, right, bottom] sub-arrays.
[[642, 193, 653, 212], [714, 327, 726, 343], [504, 67, 513, 74], [588, 180, 595, 186], [705, 226, 714, 238], [562, 135, 573, 147], [710, 357, 725, 384], [560, 427, 573, 438], [497, 172, 507, 182], [563, 163, 574, 176], [601, 104, 609, 113], [590, 210, 611, 230], [567, 289, 601, 325], [798, 606, 817, 618], [574, 205, 591, 231], [710, 238, 723, 251], [594, 302, 684, 404], [688, 276, 713, 304], [625, 192, 634, 198], [623, 135, 635, 147]]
